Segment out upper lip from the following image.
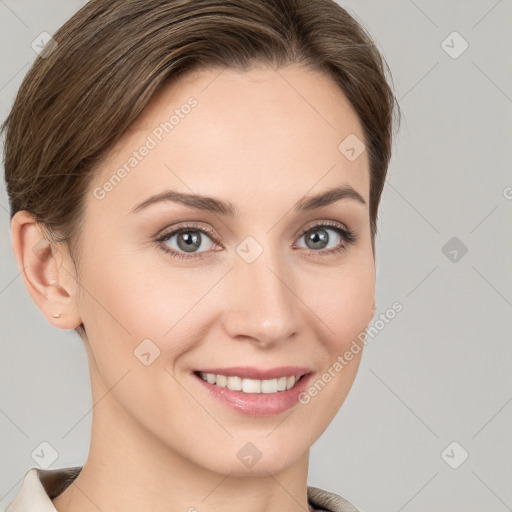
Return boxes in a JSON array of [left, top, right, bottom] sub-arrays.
[[195, 366, 312, 380]]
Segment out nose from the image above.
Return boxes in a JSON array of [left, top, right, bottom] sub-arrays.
[[221, 245, 301, 348]]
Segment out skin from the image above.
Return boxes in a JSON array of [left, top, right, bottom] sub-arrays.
[[11, 63, 375, 512]]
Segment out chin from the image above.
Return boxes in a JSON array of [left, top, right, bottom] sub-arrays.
[[187, 437, 309, 477]]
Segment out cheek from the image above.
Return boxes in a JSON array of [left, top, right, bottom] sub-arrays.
[[307, 257, 375, 349], [77, 246, 215, 379], [292, 262, 373, 439], [79, 245, 176, 335]]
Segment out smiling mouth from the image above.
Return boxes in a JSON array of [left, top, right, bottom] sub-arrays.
[[194, 371, 307, 394]]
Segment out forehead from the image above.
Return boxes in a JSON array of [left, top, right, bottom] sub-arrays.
[[91, 63, 370, 213]]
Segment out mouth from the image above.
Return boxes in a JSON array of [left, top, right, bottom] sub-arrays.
[[191, 366, 313, 416], [195, 371, 307, 394]]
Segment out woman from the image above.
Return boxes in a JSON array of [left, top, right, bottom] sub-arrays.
[[2, 0, 400, 511]]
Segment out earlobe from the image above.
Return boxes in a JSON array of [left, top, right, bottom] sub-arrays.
[[10, 210, 83, 330]]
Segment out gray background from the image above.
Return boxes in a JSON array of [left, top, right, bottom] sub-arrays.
[[1, 1, 511, 511]]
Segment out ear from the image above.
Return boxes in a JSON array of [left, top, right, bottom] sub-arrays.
[[10, 210, 83, 330]]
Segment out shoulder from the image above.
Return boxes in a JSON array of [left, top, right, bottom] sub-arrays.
[[307, 485, 365, 512]]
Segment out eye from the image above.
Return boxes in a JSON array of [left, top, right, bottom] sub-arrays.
[[294, 222, 357, 256], [156, 223, 221, 260], [155, 221, 357, 261]]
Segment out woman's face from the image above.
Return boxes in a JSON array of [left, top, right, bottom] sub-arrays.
[[71, 63, 375, 475]]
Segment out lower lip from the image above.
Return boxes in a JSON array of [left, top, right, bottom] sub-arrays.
[[193, 372, 313, 417]]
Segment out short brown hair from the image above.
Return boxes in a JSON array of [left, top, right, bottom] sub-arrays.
[[2, 0, 400, 335]]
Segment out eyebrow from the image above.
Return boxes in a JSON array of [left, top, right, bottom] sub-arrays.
[[129, 184, 366, 216]]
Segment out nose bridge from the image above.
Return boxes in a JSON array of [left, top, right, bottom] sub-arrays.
[[223, 237, 300, 345]]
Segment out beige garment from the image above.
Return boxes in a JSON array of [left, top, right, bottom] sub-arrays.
[[6, 466, 363, 512]]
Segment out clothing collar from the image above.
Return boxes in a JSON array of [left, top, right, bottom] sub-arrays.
[[6, 466, 361, 512]]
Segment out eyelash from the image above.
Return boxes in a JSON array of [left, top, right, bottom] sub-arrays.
[[154, 221, 357, 261]]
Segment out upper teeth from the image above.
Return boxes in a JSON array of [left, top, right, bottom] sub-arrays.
[[198, 372, 300, 394]]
